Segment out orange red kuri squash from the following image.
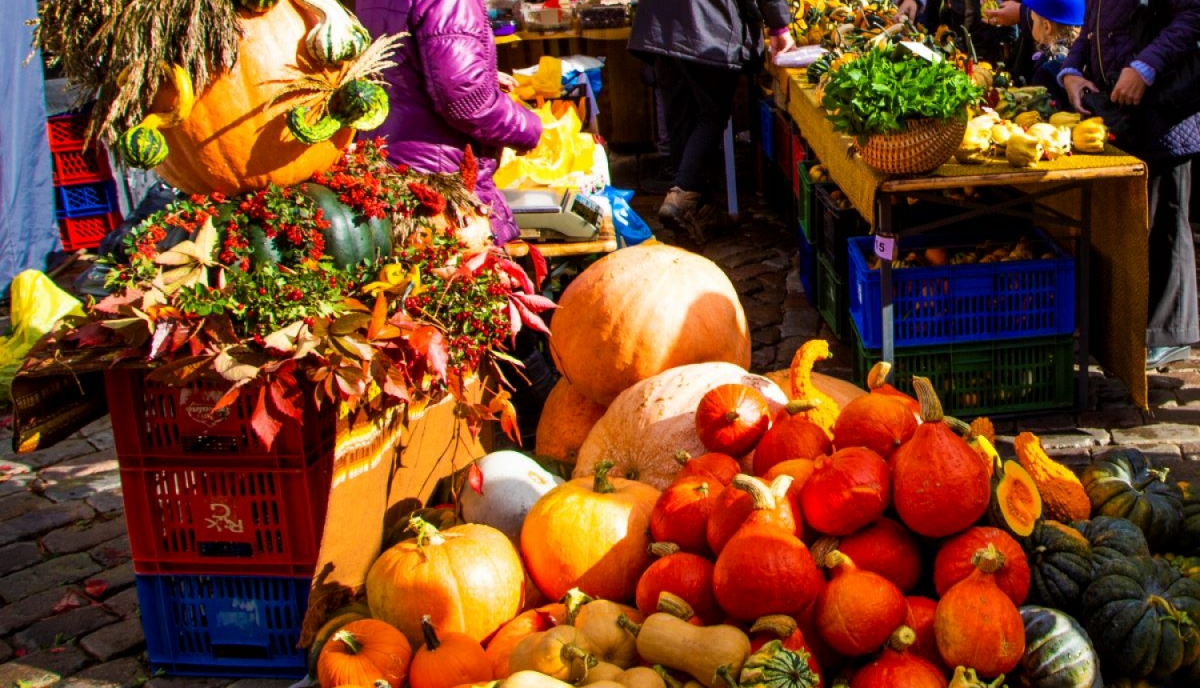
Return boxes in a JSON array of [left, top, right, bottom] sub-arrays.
[[814, 551, 907, 657], [316, 618, 413, 688], [933, 526, 1031, 605], [522, 461, 659, 603], [903, 596, 945, 672], [408, 616, 491, 688], [675, 451, 741, 486], [752, 400, 833, 477], [650, 477, 722, 556], [833, 517, 922, 594], [706, 474, 800, 556], [695, 383, 772, 457], [830, 372, 918, 460], [635, 547, 719, 624], [798, 447, 891, 537], [849, 625, 946, 688], [934, 544, 1026, 677], [485, 604, 568, 678]]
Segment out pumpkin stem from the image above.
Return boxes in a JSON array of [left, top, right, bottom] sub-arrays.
[[970, 543, 1005, 574], [408, 515, 444, 550], [648, 541, 681, 557], [419, 615, 441, 651], [674, 450, 693, 466], [723, 409, 741, 423], [332, 628, 362, 655], [785, 398, 823, 416], [563, 588, 595, 625], [822, 549, 853, 571], [653, 665, 683, 688], [713, 664, 739, 688], [749, 614, 799, 638], [944, 415, 972, 438], [866, 361, 893, 390], [767, 475, 795, 502], [886, 625, 916, 652], [1138, 466, 1171, 490], [593, 460, 617, 494], [912, 376, 944, 423], [808, 537, 841, 568], [731, 474, 777, 511], [562, 643, 595, 666], [616, 614, 641, 637], [656, 591, 696, 621], [372, 681, 393, 688]]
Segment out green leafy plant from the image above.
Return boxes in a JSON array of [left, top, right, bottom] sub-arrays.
[[820, 47, 982, 143]]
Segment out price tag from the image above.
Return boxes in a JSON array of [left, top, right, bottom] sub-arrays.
[[875, 235, 897, 260], [898, 41, 941, 63]]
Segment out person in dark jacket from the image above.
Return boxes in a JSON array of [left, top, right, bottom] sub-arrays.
[[356, 0, 543, 246], [358, 0, 554, 443], [1058, 0, 1200, 367], [986, 0, 1082, 107], [628, 0, 794, 239]]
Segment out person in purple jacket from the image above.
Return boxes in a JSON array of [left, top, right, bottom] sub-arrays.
[[1058, 0, 1200, 368], [356, 0, 543, 246]]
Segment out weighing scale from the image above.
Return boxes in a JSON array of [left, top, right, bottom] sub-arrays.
[[503, 188, 603, 242]]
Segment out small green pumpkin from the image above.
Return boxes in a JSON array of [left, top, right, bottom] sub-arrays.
[[287, 105, 344, 145], [1081, 555, 1200, 680], [330, 79, 389, 131], [1081, 449, 1183, 551], [298, 0, 371, 65], [1015, 605, 1102, 688], [737, 639, 821, 688], [118, 124, 169, 169], [1021, 520, 1094, 615], [1072, 516, 1150, 575]]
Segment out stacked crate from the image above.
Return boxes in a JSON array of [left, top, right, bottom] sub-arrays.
[[46, 112, 122, 251], [812, 184, 869, 340], [846, 225, 1078, 417], [106, 367, 336, 678]]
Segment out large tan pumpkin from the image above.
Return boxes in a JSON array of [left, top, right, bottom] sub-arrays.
[[572, 362, 788, 490], [764, 369, 867, 409], [535, 378, 607, 464], [152, 0, 354, 194], [549, 244, 752, 406]]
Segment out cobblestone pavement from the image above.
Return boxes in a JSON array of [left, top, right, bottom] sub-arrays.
[[1, 147, 1199, 687]]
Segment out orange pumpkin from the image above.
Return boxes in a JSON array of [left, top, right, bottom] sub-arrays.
[[316, 618, 413, 688], [535, 378, 607, 464], [903, 596, 945, 672], [650, 477, 723, 556], [751, 402, 832, 477], [890, 377, 990, 538], [635, 548, 719, 624], [849, 626, 946, 688], [675, 451, 741, 486], [521, 461, 660, 602], [933, 526, 1031, 605], [409, 616, 492, 688], [706, 474, 801, 556], [934, 544, 1025, 677], [712, 476, 823, 621], [152, 0, 353, 194], [549, 243, 752, 407], [798, 447, 890, 537], [694, 383, 772, 457], [366, 518, 526, 649], [830, 383, 918, 460], [833, 517, 922, 594], [484, 604, 568, 678], [814, 551, 907, 657], [862, 361, 920, 417]]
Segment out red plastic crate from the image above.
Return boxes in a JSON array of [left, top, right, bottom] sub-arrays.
[[46, 114, 90, 152], [59, 211, 122, 251], [53, 147, 112, 185], [121, 450, 332, 575], [104, 368, 333, 463]]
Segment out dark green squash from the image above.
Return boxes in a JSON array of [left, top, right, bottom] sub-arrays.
[[1072, 516, 1151, 575], [1015, 605, 1102, 688], [1081, 449, 1183, 551], [1178, 480, 1200, 557], [301, 182, 392, 269], [1021, 520, 1094, 615], [1080, 555, 1200, 680]]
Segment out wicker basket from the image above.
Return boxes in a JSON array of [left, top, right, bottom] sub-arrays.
[[858, 117, 968, 176]]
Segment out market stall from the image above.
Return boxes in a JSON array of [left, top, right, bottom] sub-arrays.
[[778, 68, 1149, 410]]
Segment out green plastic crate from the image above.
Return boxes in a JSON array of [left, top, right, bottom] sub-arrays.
[[851, 323, 1076, 417], [797, 160, 820, 244], [817, 253, 849, 341]]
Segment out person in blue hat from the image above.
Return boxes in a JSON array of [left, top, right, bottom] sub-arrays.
[[984, 0, 1082, 107]]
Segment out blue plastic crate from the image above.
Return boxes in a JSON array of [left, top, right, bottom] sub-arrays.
[[137, 574, 310, 678], [797, 223, 816, 297], [848, 226, 1076, 349], [55, 181, 118, 219], [759, 100, 775, 162]]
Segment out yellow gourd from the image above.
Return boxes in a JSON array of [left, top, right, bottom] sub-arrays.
[[619, 613, 751, 688], [507, 626, 593, 682], [955, 124, 993, 164], [1048, 112, 1081, 128], [1014, 111, 1044, 129], [1026, 122, 1071, 159], [990, 121, 1019, 147], [1072, 117, 1108, 153], [1006, 131, 1044, 168], [788, 340, 840, 436], [1013, 432, 1091, 522]]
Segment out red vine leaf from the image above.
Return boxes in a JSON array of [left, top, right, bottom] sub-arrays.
[[527, 245, 549, 291], [467, 463, 485, 495], [409, 326, 448, 380], [252, 387, 283, 450], [268, 380, 304, 421]]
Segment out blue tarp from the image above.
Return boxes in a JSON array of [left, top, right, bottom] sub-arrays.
[[0, 0, 58, 299]]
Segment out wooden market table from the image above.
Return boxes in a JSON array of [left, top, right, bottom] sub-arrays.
[[783, 70, 1151, 409]]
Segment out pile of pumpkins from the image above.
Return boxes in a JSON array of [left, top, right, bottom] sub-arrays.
[[308, 243, 1200, 688]]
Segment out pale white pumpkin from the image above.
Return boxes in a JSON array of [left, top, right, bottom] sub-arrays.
[[572, 362, 789, 490], [460, 450, 565, 542]]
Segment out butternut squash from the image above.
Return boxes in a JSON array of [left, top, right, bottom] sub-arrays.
[[578, 662, 626, 686], [507, 626, 594, 682], [616, 667, 668, 688], [574, 600, 643, 668], [619, 613, 751, 688], [497, 671, 577, 688]]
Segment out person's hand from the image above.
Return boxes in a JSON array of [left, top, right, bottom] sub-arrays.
[[1110, 67, 1147, 106], [984, 1, 1021, 27], [769, 31, 796, 56], [896, 0, 921, 22], [498, 71, 518, 93], [1063, 73, 1101, 114]]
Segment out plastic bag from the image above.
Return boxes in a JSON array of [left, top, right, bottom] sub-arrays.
[[494, 103, 599, 188], [595, 187, 653, 247], [0, 270, 85, 403]]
